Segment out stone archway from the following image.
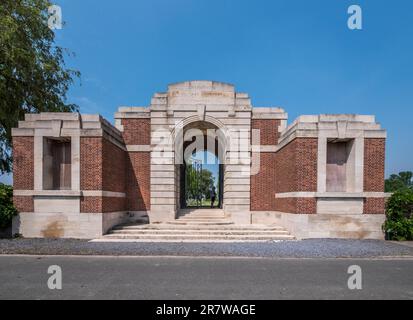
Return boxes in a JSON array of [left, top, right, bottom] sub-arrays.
[[172, 117, 228, 213], [149, 81, 253, 225]]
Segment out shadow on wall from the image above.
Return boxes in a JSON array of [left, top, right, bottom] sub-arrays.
[[0, 226, 12, 239], [125, 152, 150, 212], [4, 214, 20, 239]]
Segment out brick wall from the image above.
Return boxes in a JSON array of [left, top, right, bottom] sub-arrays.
[[251, 153, 277, 211], [295, 139, 318, 192], [126, 152, 151, 211], [13, 137, 34, 212], [364, 138, 386, 214], [13, 196, 34, 213], [275, 140, 297, 194], [13, 137, 34, 190], [121, 118, 151, 211], [80, 137, 127, 213], [80, 196, 102, 213], [81, 197, 126, 213], [275, 198, 317, 214], [250, 118, 318, 214], [274, 138, 318, 214], [274, 138, 318, 193], [252, 119, 280, 145], [80, 137, 103, 190], [364, 139, 385, 192], [103, 139, 126, 193], [364, 198, 385, 215], [121, 119, 150, 145], [250, 120, 279, 211]]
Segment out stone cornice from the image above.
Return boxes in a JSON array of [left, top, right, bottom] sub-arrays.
[[252, 107, 288, 120], [277, 114, 387, 149], [12, 113, 125, 147], [14, 190, 126, 198], [275, 192, 391, 198]]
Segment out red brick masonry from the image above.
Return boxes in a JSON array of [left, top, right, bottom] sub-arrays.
[[126, 152, 151, 211], [121, 119, 151, 145], [80, 137, 103, 190], [251, 153, 277, 211], [121, 119, 151, 211], [13, 196, 34, 213], [252, 119, 280, 146], [274, 138, 318, 214], [364, 138, 385, 192], [80, 196, 126, 213], [13, 137, 34, 190], [103, 139, 126, 193], [275, 198, 317, 215], [11, 119, 386, 217], [251, 120, 280, 211], [13, 137, 34, 212], [250, 119, 318, 214], [364, 138, 386, 214], [80, 137, 128, 213]]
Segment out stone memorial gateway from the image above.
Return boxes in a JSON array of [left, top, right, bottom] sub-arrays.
[[11, 81, 387, 240]]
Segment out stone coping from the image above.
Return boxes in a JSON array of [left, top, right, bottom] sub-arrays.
[[14, 190, 82, 197], [14, 190, 126, 198], [252, 107, 288, 120], [12, 113, 124, 146], [275, 192, 391, 199], [277, 114, 387, 148], [115, 107, 151, 119]]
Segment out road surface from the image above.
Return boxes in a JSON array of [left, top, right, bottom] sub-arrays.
[[0, 255, 412, 300]]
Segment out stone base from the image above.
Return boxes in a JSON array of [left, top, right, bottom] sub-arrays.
[[252, 211, 385, 240], [229, 211, 252, 224], [149, 210, 176, 223], [12, 211, 132, 239]]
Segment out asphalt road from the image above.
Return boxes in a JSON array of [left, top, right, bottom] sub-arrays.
[[0, 255, 412, 300]]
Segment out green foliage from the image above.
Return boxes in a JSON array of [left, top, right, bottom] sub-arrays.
[[185, 165, 215, 206], [385, 171, 413, 193], [383, 189, 413, 241], [0, 0, 80, 173], [0, 183, 17, 229]]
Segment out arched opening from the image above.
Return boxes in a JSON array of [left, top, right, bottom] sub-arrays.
[[176, 120, 226, 210]]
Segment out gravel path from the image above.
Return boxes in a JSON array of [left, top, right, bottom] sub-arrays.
[[1, 238, 413, 258]]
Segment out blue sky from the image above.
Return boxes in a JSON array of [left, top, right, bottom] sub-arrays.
[[1, 0, 413, 184]]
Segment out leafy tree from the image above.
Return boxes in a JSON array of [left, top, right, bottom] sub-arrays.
[[185, 164, 215, 205], [0, 0, 80, 173], [0, 183, 17, 229], [383, 189, 413, 241], [198, 169, 215, 200], [385, 172, 413, 193]]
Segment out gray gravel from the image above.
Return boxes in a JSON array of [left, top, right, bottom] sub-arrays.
[[1, 238, 413, 258]]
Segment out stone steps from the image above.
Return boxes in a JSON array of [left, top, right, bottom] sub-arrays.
[[109, 229, 291, 236], [179, 209, 224, 214], [105, 224, 294, 241], [166, 220, 234, 226], [103, 234, 294, 241], [101, 208, 295, 242], [113, 224, 285, 231], [178, 215, 226, 219], [174, 209, 230, 224]]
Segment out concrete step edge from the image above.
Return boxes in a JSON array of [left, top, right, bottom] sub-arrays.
[[103, 235, 295, 240], [109, 230, 291, 235], [114, 225, 286, 231]]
